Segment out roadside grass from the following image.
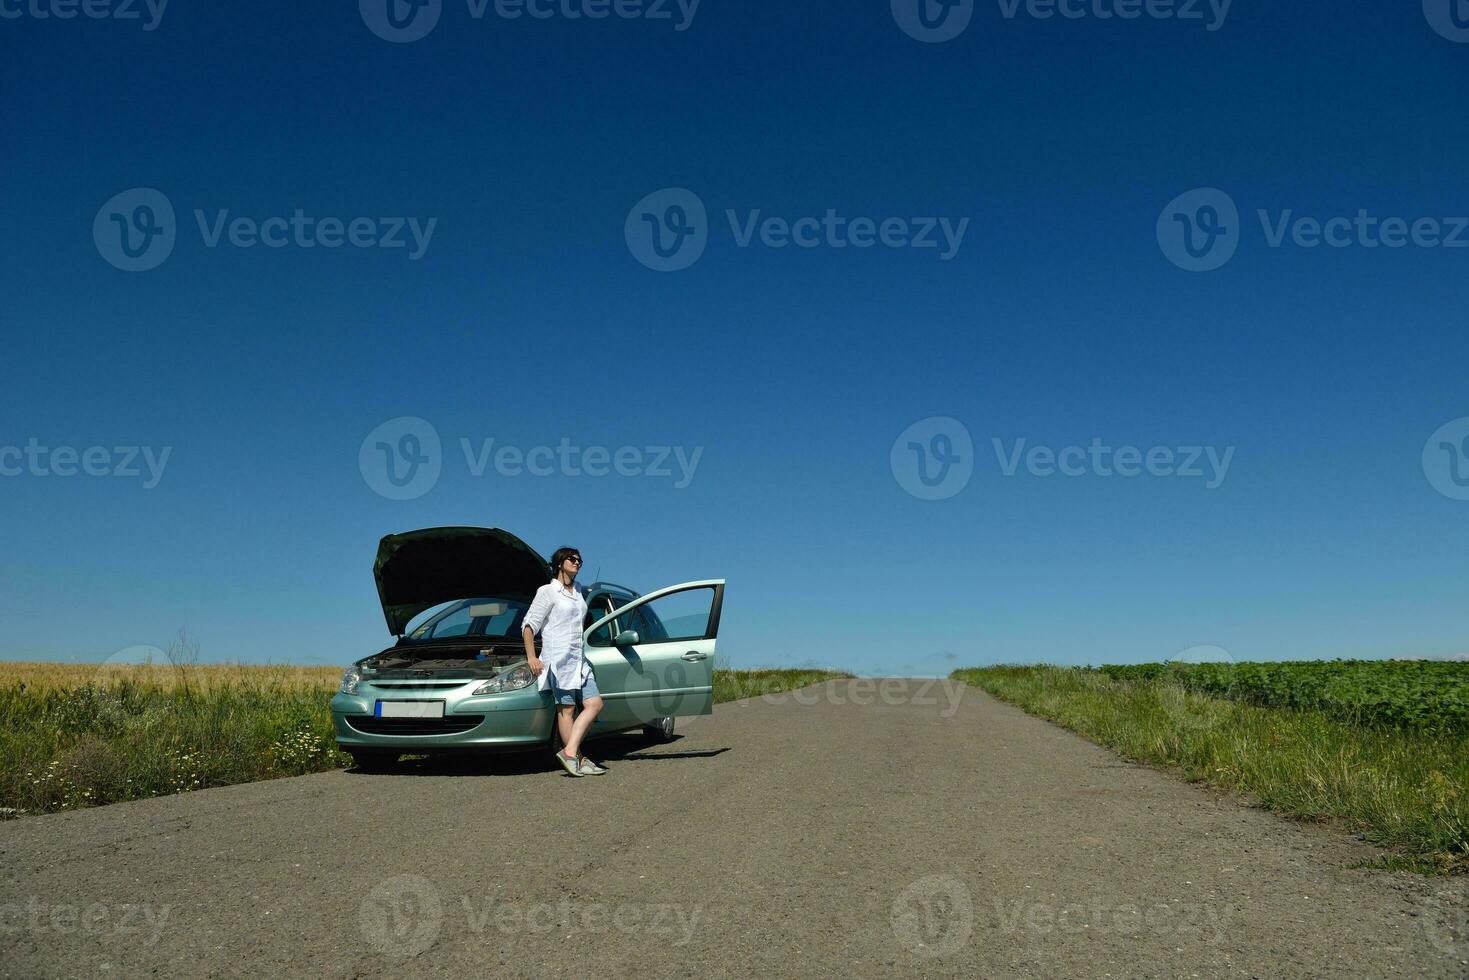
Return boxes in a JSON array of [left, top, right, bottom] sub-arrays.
[[714, 668, 853, 701], [0, 662, 847, 817], [953, 665, 1468, 875]]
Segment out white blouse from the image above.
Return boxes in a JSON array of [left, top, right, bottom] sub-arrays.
[[522, 580, 590, 691]]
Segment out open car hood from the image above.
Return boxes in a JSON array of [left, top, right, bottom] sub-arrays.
[[373, 526, 548, 635]]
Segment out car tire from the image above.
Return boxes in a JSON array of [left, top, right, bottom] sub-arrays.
[[348, 748, 400, 773], [642, 716, 675, 742]]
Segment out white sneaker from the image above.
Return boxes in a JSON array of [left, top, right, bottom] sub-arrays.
[[555, 751, 584, 777], [578, 757, 607, 775]]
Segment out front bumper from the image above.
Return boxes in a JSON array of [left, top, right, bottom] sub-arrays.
[[331, 681, 555, 750]]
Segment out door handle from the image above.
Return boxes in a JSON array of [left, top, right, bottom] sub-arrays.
[[680, 651, 707, 661]]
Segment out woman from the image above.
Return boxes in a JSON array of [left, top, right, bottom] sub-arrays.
[[521, 547, 607, 776]]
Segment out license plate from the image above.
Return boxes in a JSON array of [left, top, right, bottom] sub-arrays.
[[375, 700, 445, 718]]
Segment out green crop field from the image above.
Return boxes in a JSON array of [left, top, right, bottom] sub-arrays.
[[1096, 659, 1469, 732]]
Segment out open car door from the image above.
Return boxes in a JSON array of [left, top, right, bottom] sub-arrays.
[[583, 580, 724, 727]]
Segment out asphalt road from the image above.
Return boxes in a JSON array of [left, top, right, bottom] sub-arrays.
[[2, 679, 1465, 979]]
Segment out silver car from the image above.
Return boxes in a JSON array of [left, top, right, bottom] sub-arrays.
[[331, 526, 725, 771]]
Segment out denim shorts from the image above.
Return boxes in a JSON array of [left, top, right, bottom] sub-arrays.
[[548, 668, 600, 706]]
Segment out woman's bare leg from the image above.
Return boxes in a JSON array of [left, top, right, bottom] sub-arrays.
[[555, 704, 575, 751], [562, 696, 604, 762]]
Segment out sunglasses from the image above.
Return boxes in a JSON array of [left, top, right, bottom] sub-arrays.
[[565, 556, 583, 565]]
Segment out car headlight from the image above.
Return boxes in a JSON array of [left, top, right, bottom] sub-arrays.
[[340, 666, 361, 695], [473, 663, 534, 695]]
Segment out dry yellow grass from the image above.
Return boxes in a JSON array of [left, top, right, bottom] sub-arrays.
[[0, 661, 342, 693]]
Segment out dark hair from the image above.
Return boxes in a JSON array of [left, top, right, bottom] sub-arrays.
[[549, 547, 581, 577]]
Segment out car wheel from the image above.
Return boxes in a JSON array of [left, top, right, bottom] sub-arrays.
[[348, 748, 400, 773], [642, 716, 675, 742]]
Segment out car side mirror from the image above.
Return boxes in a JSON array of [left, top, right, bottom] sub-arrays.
[[613, 629, 640, 646]]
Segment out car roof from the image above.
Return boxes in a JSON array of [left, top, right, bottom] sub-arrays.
[[584, 581, 639, 600]]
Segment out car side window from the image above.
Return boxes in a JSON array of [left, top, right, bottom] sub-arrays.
[[587, 593, 641, 646], [584, 595, 615, 646], [623, 587, 714, 642], [624, 604, 667, 642]]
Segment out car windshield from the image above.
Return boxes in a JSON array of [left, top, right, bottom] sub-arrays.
[[405, 598, 530, 641]]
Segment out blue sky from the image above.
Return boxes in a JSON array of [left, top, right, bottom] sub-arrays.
[[2, 1, 1467, 676]]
